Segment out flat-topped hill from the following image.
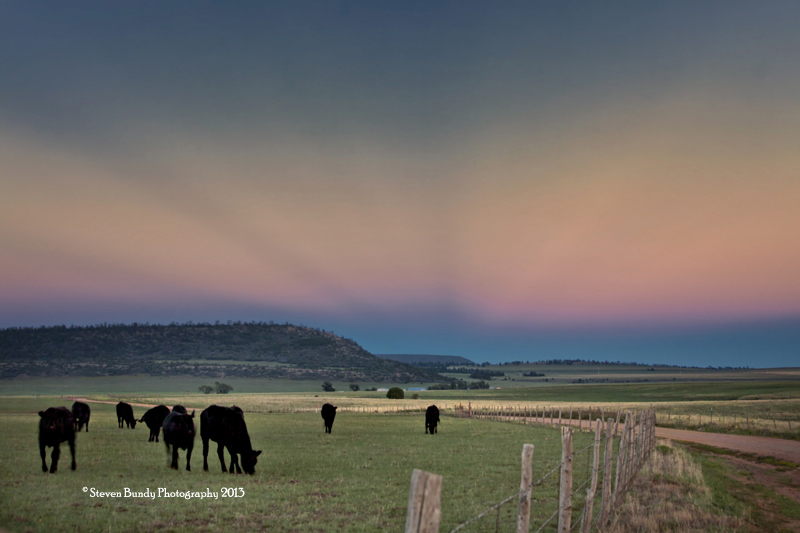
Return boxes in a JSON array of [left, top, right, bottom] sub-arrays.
[[0, 322, 446, 383]]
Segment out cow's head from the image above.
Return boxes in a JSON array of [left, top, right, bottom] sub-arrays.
[[39, 409, 67, 431], [130, 419, 137, 429], [242, 450, 262, 475]]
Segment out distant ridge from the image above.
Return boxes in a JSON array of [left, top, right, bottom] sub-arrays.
[[0, 322, 447, 383], [376, 354, 476, 365]]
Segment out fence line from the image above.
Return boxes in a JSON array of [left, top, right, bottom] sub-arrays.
[[407, 408, 657, 533]]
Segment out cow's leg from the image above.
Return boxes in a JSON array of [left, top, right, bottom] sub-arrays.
[[85, 420, 89, 432], [40, 442, 48, 472], [185, 444, 193, 472], [68, 437, 76, 470], [216, 442, 227, 473], [229, 448, 242, 474], [202, 437, 209, 471], [171, 446, 179, 470], [50, 443, 60, 474]]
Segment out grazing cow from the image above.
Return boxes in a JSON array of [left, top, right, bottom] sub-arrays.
[[425, 405, 440, 435], [139, 405, 170, 442], [71, 401, 91, 432], [321, 403, 337, 434], [38, 407, 76, 473], [116, 402, 137, 429], [162, 409, 195, 470], [201, 405, 261, 474]]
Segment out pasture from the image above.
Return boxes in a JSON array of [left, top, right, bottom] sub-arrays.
[[0, 397, 598, 533], [3, 365, 798, 397]]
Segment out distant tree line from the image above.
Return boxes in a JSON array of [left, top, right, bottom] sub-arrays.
[[198, 382, 233, 394], [428, 380, 490, 390]]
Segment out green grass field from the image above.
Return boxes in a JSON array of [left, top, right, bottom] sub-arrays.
[[3, 364, 797, 397], [0, 398, 600, 533]]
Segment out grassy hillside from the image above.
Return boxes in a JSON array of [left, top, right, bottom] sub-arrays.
[[0, 322, 445, 383]]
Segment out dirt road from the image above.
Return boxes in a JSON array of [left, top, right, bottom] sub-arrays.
[[491, 414, 800, 464], [654, 427, 800, 463]]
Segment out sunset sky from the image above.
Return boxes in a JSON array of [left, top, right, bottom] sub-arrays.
[[2, 2, 799, 367]]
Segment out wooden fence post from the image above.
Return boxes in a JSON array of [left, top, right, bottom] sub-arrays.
[[558, 427, 574, 533], [626, 416, 636, 490], [516, 444, 535, 533], [559, 407, 562, 427], [580, 419, 602, 533], [405, 469, 442, 533], [600, 417, 614, 527], [636, 411, 645, 475], [578, 408, 582, 432], [613, 415, 629, 506], [615, 408, 622, 437]]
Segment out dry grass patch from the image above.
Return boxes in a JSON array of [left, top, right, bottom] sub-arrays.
[[608, 440, 746, 532]]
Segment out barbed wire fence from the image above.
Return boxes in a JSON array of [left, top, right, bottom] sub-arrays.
[[405, 408, 656, 533]]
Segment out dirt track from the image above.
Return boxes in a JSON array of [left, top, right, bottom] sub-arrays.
[[654, 427, 800, 463]]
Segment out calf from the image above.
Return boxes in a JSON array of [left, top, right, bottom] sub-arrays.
[[321, 403, 337, 434], [139, 405, 170, 442], [201, 405, 261, 474], [162, 409, 195, 470], [425, 405, 440, 434], [116, 402, 137, 429], [71, 401, 91, 432], [38, 407, 76, 473]]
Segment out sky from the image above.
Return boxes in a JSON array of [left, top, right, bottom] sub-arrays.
[[2, 1, 799, 367]]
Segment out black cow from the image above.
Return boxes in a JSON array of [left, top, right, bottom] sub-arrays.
[[71, 401, 91, 432], [201, 405, 261, 474], [172, 405, 187, 414], [116, 402, 137, 429], [139, 405, 170, 442], [321, 403, 337, 434], [38, 407, 76, 473], [162, 408, 195, 470], [425, 405, 440, 434]]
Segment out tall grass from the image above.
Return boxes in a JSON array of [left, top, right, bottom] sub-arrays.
[[607, 441, 746, 532]]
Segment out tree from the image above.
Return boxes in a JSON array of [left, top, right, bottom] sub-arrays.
[[411, 393, 419, 399], [214, 381, 233, 394], [322, 381, 335, 392], [386, 387, 404, 399], [349, 383, 360, 391], [198, 385, 214, 394]]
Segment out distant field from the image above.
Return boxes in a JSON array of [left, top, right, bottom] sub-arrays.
[[0, 398, 597, 533], [0, 376, 400, 396], [453, 363, 800, 387], [3, 364, 797, 397], [418, 380, 800, 402]]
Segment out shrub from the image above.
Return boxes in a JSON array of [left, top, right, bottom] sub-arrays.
[[349, 383, 360, 391], [322, 381, 335, 392], [214, 382, 233, 394], [411, 393, 419, 399], [386, 387, 404, 399]]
